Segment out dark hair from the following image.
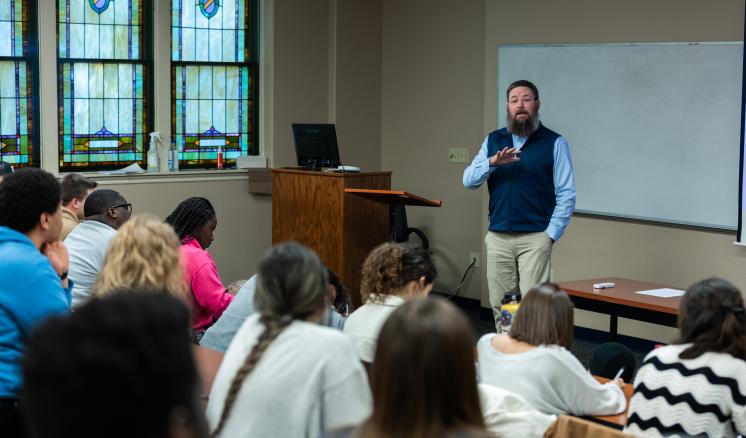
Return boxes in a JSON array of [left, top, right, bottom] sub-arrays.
[[360, 297, 487, 438], [360, 242, 437, 304], [164, 197, 216, 242], [327, 267, 351, 314], [0, 161, 14, 176], [22, 291, 205, 438], [510, 283, 574, 350], [676, 277, 746, 360], [61, 173, 98, 205], [210, 242, 327, 437], [506, 79, 539, 101], [0, 168, 61, 233], [83, 189, 125, 217]]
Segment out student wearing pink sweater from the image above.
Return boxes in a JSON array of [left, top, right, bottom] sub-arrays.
[[166, 197, 233, 335]]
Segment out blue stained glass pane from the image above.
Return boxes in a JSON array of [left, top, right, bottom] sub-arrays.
[[0, 60, 35, 167], [59, 0, 143, 61], [59, 62, 148, 170], [172, 0, 249, 62], [0, 0, 29, 57], [172, 64, 252, 165]]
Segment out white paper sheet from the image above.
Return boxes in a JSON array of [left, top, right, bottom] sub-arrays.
[[635, 288, 685, 298], [98, 163, 145, 175]]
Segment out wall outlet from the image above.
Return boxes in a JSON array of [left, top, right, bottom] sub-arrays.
[[448, 147, 471, 163], [469, 252, 480, 268]]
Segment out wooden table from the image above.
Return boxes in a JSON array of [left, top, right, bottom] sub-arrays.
[[588, 375, 634, 429], [557, 277, 681, 341]]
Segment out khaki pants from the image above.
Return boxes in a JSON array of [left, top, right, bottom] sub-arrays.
[[484, 231, 552, 329]]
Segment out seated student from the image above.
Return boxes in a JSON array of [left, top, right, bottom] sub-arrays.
[[93, 214, 186, 301], [331, 297, 554, 438], [206, 243, 371, 437], [165, 197, 232, 336], [477, 283, 626, 416], [625, 277, 746, 438], [59, 173, 97, 241], [343, 242, 437, 362], [65, 189, 132, 309], [0, 169, 71, 436], [22, 291, 208, 438], [322, 269, 351, 330], [200, 267, 349, 352]]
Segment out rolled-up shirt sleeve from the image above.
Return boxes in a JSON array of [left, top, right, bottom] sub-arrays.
[[545, 136, 576, 242], [463, 137, 495, 189]]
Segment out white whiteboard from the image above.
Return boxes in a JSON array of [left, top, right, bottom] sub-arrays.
[[497, 43, 743, 229]]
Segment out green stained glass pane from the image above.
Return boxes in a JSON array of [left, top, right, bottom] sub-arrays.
[[172, 0, 250, 62], [0, 58, 35, 166], [59, 0, 143, 61], [59, 61, 148, 170], [1, 0, 29, 57]]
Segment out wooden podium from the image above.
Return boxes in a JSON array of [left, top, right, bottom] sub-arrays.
[[271, 168, 392, 306]]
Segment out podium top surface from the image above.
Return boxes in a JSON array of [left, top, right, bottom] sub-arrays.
[[271, 167, 392, 177], [345, 189, 441, 207]]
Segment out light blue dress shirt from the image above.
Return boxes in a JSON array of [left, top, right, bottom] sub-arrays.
[[462, 131, 576, 242]]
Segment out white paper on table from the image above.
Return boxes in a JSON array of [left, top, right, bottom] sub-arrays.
[[635, 288, 685, 298], [98, 163, 145, 175]]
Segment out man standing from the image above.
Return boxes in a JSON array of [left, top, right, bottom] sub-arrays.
[[463, 80, 576, 329], [65, 189, 132, 309], [0, 168, 71, 433], [60, 173, 98, 241]]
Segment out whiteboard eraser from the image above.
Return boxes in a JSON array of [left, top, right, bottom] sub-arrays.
[[593, 282, 616, 289]]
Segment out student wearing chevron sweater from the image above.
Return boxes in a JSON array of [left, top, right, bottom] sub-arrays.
[[625, 277, 746, 437]]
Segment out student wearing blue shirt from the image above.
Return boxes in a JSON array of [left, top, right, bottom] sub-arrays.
[[463, 80, 576, 330]]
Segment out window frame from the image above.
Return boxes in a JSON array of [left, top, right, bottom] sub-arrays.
[[170, 0, 259, 170], [55, 0, 154, 173], [0, 0, 40, 168]]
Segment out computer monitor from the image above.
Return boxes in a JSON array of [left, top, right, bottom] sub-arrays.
[[292, 123, 341, 170]]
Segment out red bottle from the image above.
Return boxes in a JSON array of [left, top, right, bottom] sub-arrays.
[[216, 146, 224, 169]]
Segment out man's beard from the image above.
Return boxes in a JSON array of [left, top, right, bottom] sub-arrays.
[[507, 110, 539, 137]]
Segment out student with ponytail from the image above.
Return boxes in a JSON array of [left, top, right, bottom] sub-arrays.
[[343, 242, 437, 363], [165, 197, 232, 335], [205, 242, 371, 437], [625, 277, 746, 437]]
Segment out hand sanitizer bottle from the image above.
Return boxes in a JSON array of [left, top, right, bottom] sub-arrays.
[[169, 139, 179, 172], [147, 132, 161, 172]]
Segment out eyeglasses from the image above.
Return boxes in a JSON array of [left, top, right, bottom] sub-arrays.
[[508, 97, 536, 106], [109, 203, 132, 213]]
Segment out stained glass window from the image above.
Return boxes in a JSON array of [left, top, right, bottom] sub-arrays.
[[0, 0, 38, 167], [172, 0, 258, 168], [57, 0, 150, 171]]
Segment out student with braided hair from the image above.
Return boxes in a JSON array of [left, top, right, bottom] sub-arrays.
[[342, 242, 437, 363], [165, 197, 233, 335], [205, 242, 371, 437]]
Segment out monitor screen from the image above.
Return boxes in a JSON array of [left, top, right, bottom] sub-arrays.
[[292, 123, 341, 170]]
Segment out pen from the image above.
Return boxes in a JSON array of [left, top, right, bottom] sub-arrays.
[[613, 367, 625, 381]]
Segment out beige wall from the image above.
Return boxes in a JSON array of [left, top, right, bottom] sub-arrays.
[[382, 0, 746, 342], [58, 1, 383, 285]]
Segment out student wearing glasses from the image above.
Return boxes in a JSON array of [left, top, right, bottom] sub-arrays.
[[64, 189, 132, 309], [463, 79, 576, 332]]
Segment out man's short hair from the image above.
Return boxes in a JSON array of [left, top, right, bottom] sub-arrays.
[[83, 189, 125, 218], [23, 291, 204, 438], [61, 173, 97, 205], [506, 79, 539, 101], [0, 168, 61, 233]]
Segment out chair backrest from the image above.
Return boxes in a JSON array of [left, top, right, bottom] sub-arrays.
[[543, 416, 635, 438]]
